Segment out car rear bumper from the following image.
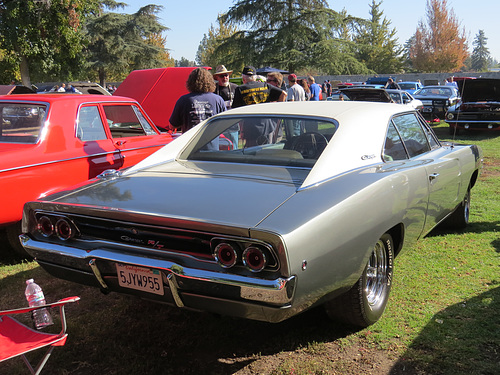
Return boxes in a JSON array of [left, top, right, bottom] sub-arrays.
[[21, 235, 296, 322]]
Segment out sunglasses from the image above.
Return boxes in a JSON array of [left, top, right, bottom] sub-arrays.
[[218, 73, 229, 77]]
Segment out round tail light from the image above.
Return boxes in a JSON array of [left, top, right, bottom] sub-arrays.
[[243, 246, 267, 272], [55, 218, 73, 240], [37, 216, 54, 237], [214, 243, 238, 268]]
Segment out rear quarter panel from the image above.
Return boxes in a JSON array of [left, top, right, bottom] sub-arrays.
[[255, 163, 430, 309]]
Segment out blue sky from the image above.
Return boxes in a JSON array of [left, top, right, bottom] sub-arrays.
[[123, 0, 499, 63]]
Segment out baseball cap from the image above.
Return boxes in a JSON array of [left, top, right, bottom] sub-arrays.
[[288, 74, 297, 81], [242, 66, 256, 75]]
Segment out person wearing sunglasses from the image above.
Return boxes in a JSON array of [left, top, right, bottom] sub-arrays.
[[213, 65, 237, 110]]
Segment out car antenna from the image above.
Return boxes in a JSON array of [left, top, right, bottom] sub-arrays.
[[449, 78, 468, 144]]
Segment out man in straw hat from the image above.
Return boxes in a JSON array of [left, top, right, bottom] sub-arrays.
[[213, 65, 237, 110], [213, 65, 240, 148]]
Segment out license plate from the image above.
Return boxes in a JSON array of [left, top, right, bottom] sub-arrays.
[[116, 264, 164, 295]]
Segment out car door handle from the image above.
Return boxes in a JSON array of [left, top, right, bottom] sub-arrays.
[[429, 173, 440, 181], [115, 140, 127, 146]]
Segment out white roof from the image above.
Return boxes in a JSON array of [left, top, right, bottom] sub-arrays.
[[127, 101, 414, 187]]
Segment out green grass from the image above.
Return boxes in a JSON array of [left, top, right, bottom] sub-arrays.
[[1, 123, 499, 375]]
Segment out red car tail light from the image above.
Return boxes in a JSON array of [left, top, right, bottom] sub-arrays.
[[243, 246, 267, 272], [214, 242, 238, 268], [55, 218, 74, 240]]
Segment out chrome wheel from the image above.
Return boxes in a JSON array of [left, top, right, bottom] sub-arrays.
[[325, 233, 394, 327], [364, 239, 389, 307]]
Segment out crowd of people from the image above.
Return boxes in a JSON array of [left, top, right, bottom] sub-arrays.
[[168, 65, 330, 139], [49, 83, 82, 93]]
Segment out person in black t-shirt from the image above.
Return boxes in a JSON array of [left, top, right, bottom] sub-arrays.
[[232, 66, 286, 108], [232, 66, 286, 146], [213, 65, 239, 148], [169, 68, 226, 149]]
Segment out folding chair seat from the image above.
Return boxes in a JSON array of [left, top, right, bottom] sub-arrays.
[[0, 296, 80, 375]]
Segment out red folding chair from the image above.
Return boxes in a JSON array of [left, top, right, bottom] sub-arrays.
[[0, 296, 80, 375]]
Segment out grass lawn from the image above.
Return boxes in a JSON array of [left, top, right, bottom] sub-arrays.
[[1, 123, 498, 375]]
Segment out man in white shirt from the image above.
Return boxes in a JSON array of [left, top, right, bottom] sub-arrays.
[[287, 74, 305, 101]]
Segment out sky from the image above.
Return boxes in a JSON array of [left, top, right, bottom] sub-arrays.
[[123, 0, 500, 64]]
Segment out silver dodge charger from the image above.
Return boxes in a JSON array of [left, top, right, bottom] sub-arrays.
[[21, 101, 482, 327]]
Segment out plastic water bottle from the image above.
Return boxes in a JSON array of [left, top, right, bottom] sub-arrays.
[[25, 279, 53, 329]]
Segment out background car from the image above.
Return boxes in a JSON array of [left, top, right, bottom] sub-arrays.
[[413, 85, 460, 122], [0, 94, 173, 254], [397, 81, 423, 94], [446, 78, 500, 134], [21, 101, 482, 329], [386, 89, 423, 110], [339, 87, 393, 102]]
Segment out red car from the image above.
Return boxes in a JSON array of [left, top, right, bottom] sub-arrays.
[[0, 94, 173, 254]]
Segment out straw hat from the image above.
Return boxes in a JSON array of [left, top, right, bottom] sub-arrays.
[[213, 65, 233, 76]]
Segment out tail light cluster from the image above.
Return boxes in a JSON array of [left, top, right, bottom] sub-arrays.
[[212, 239, 276, 272], [35, 213, 78, 241]]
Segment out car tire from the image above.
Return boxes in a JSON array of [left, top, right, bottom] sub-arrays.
[[325, 233, 394, 327], [443, 188, 470, 230], [5, 221, 31, 258]]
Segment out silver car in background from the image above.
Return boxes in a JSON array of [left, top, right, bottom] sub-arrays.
[[21, 101, 482, 327]]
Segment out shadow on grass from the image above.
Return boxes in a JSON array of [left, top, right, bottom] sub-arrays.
[[427, 220, 500, 238], [0, 264, 358, 375], [390, 286, 500, 375]]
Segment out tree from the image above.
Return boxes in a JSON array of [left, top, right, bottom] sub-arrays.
[[218, 0, 369, 75], [354, 1, 404, 74], [85, 2, 168, 87], [409, 0, 468, 72], [196, 15, 241, 72], [0, 0, 100, 86], [175, 57, 196, 67], [471, 30, 490, 72], [145, 32, 175, 68]]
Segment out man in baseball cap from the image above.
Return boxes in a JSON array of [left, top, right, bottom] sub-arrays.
[[232, 65, 287, 147], [287, 73, 305, 102]]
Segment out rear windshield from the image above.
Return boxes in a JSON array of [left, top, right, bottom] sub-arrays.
[[0, 103, 47, 143], [399, 83, 415, 90], [180, 115, 338, 168]]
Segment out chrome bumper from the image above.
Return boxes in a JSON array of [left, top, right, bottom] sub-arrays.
[[20, 235, 295, 307]]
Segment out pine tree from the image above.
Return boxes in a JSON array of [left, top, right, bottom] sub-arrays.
[[471, 30, 490, 72], [218, 0, 369, 74], [354, 1, 404, 74], [85, 3, 168, 87]]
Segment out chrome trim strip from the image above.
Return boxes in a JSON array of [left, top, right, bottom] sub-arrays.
[[0, 145, 166, 174], [22, 237, 295, 305], [0, 151, 121, 174]]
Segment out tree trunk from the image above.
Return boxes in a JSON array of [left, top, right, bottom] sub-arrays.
[[19, 55, 31, 88], [98, 67, 106, 88]]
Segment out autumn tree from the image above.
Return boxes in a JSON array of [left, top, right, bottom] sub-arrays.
[[409, 0, 468, 72], [470, 30, 490, 72], [354, 0, 404, 73], [146, 32, 175, 68]]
